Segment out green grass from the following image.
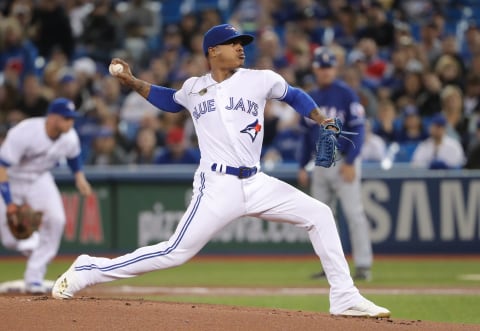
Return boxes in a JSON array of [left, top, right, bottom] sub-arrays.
[[1, 256, 480, 324], [144, 295, 479, 325]]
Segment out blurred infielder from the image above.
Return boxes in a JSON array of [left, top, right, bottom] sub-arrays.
[[52, 24, 389, 317], [297, 48, 373, 281], [0, 98, 92, 294]]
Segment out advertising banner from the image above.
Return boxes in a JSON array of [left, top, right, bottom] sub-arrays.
[[55, 167, 480, 255]]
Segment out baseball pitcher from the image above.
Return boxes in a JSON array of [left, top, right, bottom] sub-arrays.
[[52, 24, 389, 318]]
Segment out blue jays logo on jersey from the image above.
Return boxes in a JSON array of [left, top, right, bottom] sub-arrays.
[[240, 119, 262, 142]]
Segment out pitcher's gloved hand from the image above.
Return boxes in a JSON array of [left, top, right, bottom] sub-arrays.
[[315, 118, 343, 168], [315, 118, 357, 168]]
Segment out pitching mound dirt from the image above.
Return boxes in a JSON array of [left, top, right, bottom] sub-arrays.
[[0, 296, 477, 331]]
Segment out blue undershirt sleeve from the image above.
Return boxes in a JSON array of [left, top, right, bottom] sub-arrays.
[[67, 155, 83, 173], [146, 85, 184, 113], [0, 158, 12, 204], [0, 181, 12, 205], [280, 85, 317, 118]]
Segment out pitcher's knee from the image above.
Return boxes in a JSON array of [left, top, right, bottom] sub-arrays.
[[310, 200, 335, 220], [162, 248, 197, 268]]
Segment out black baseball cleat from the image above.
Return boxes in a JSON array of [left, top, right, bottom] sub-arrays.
[[310, 270, 327, 279], [353, 268, 372, 282]]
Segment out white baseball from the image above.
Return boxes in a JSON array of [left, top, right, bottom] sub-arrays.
[[109, 63, 123, 75]]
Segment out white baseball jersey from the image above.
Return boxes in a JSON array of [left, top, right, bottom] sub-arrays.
[[0, 118, 81, 181], [174, 68, 287, 167], [0, 117, 81, 286]]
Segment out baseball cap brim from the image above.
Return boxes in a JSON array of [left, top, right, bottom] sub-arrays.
[[216, 34, 254, 47], [60, 112, 80, 119]]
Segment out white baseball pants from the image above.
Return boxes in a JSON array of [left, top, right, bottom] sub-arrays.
[[0, 172, 66, 285], [74, 164, 363, 314]]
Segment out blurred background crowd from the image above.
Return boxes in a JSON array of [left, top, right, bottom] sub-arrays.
[[2, 0, 480, 169]]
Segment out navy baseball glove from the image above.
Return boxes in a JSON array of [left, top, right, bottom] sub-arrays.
[[315, 118, 357, 168]]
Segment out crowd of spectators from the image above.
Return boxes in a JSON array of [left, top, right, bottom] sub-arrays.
[[1, 0, 480, 170]]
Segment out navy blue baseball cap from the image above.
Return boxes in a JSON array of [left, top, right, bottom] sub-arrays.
[[203, 24, 254, 55], [431, 113, 447, 127], [47, 98, 79, 119], [313, 47, 337, 68]]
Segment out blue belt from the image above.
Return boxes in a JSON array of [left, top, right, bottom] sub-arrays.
[[211, 163, 258, 179]]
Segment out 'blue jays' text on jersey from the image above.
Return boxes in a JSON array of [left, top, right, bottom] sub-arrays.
[[298, 79, 365, 167], [173, 69, 288, 167]]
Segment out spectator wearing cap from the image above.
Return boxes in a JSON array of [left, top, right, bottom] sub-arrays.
[[155, 127, 200, 165], [395, 105, 428, 162], [411, 113, 465, 169]]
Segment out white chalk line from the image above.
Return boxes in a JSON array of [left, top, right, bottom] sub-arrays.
[[88, 286, 480, 296]]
